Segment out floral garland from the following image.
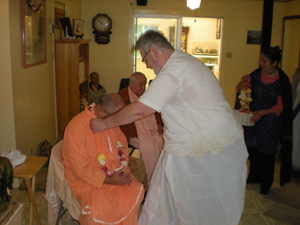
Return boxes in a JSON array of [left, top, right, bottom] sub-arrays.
[[238, 87, 252, 113], [27, 0, 45, 13], [97, 141, 127, 176]]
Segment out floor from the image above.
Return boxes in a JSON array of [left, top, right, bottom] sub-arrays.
[[9, 159, 300, 225]]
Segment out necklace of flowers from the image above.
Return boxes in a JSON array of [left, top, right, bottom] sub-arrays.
[[97, 141, 127, 176], [28, 0, 46, 13]]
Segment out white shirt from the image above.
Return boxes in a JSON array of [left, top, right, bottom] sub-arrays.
[[139, 50, 243, 156]]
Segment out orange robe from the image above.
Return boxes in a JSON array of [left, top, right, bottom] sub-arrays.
[[62, 106, 144, 225]]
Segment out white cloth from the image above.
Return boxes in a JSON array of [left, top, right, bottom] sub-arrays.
[[45, 141, 81, 225], [292, 67, 300, 170], [139, 50, 243, 157], [138, 138, 248, 225], [138, 50, 248, 225]]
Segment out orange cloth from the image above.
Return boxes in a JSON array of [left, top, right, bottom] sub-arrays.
[[128, 87, 163, 182], [62, 106, 144, 225]]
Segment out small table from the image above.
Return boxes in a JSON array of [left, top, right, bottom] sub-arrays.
[[13, 156, 48, 225]]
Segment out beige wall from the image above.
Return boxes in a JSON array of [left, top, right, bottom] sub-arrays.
[[2, 0, 81, 156], [82, 0, 289, 107], [0, 0, 16, 152]]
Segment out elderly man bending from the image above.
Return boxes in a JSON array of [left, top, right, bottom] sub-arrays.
[[62, 94, 144, 225], [90, 31, 248, 225], [118, 72, 163, 182]]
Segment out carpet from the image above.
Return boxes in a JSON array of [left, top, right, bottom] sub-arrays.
[[19, 167, 48, 192], [263, 202, 300, 225], [264, 187, 300, 209], [263, 186, 300, 224]]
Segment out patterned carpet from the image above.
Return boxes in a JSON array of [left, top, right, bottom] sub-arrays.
[[9, 159, 300, 225]]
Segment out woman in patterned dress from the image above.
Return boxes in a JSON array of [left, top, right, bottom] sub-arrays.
[[236, 46, 293, 195]]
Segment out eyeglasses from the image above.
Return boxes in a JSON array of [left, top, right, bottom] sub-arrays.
[[142, 49, 151, 63]]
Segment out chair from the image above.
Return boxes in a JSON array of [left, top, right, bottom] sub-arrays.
[[45, 141, 81, 225], [45, 141, 148, 225], [119, 78, 129, 91]]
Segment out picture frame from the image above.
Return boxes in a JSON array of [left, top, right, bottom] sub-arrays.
[[247, 30, 262, 45], [55, 7, 65, 29], [73, 19, 85, 38], [21, 0, 47, 68]]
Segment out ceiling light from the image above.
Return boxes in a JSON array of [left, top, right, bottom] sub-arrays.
[[187, 0, 201, 10]]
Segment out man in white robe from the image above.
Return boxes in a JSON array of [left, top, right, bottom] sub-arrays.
[[90, 30, 248, 225]]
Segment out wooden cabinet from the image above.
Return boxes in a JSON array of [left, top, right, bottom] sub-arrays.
[[55, 39, 90, 139]]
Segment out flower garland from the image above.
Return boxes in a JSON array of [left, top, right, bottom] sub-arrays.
[[27, 0, 45, 13], [97, 141, 127, 176], [238, 87, 252, 113]]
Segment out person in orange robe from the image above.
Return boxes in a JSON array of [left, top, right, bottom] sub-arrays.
[[118, 72, 163, 182], [62, 94, 144, 225]]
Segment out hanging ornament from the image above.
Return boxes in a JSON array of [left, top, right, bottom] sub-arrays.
[[27, 0, 46, 13]]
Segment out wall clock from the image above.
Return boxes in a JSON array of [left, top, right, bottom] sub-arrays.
[[92, 14, 112, 44]]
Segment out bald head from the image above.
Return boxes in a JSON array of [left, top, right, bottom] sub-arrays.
[[95, 94, 124, 118], [129, 72, 147, 97]]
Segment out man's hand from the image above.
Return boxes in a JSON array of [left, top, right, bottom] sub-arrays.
[[89, 118, 106, 133], [104, 169, 132, 186]]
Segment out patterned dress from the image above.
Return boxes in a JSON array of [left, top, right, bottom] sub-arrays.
[[244, 70, 282, 155]]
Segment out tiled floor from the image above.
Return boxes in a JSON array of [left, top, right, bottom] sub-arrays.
[[9, 160, 300, 225]]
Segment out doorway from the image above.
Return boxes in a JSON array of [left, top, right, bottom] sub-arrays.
[[133, 16, 223, 82]]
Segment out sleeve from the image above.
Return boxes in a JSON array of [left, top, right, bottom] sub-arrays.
[[139, 73, 180, 112], [280, 73, 293, 142], [63, 120, 106, 188]]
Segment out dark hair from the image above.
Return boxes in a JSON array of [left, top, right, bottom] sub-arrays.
[[261, 46, 282, 64], [90, 72, 99, 80], [134, 30, 174, 53]]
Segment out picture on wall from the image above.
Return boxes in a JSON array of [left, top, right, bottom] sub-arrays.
[[55, 8, 65, 29], [247, 30, 262, 45], [22, 0, 47, 68]]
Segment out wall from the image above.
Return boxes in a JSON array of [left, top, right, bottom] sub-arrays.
[[7, 0, 56, 155], [82, 0, 288, 107], [4, 0, 81, 156], [0, 0, 16, 152]]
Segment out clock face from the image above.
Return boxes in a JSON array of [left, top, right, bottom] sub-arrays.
[[93, 14, 112, 33]]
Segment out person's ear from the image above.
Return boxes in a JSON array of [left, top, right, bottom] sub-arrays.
[[150, 47, 159, 60]]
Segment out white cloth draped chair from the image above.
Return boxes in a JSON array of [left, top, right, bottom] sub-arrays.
[[44, 140, 81, 225]]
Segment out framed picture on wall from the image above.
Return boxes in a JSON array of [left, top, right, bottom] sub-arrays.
[[55, 8, 65, 29], [247, 30, 262, 45], [21, 0, 47, 68]]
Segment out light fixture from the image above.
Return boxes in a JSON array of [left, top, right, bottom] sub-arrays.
[[187, 0, 201, 10]]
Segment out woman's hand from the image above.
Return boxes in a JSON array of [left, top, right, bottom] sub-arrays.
[[237, 74, 250, 92], [250, 110, 263, 123], [104, 169, 132, 186], [89, 118, 106, 133]]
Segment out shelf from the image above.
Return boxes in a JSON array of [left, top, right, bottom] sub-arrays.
[[205, 63, 218, 66], [79, 58, 88, 63], [193, 54, 219, 58]]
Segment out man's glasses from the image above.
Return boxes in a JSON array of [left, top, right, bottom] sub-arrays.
[[142, 49, 151, 63]]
